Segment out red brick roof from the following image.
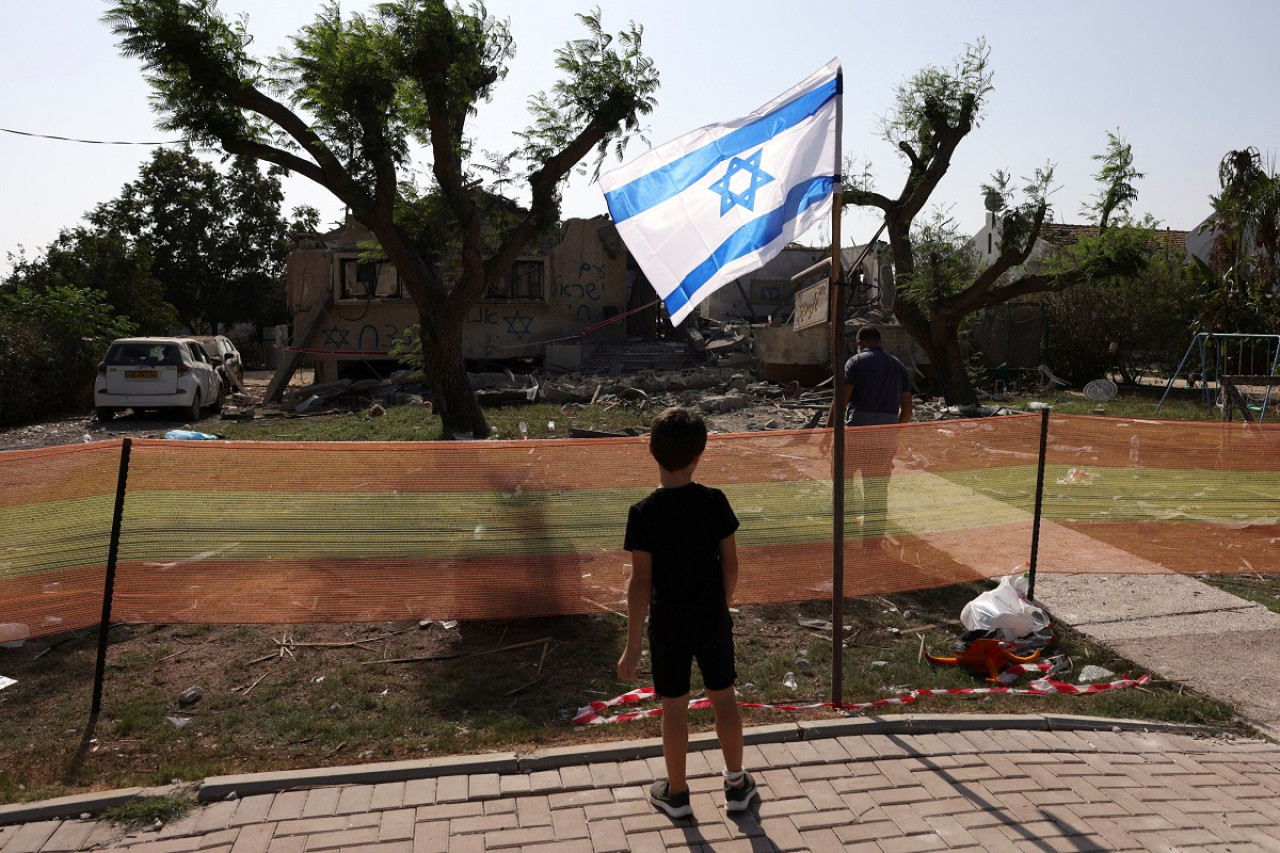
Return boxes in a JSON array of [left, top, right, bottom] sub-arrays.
[[1039, 223, 1187, 254]]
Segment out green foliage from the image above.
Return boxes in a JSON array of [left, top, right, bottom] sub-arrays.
[[106, 0, 662, 437], [0, 285, 135, 426], [520, 8, 659, 179], [1080, 129, 1144, 229], [980, 164, 1056, 257], [896, 210, 981, 309], [105, 0, 263, 150], [4, 227, 176, 334], [1044, 236, 1199, 383], [101, 794, 196, 829], [387, 322, 425, 372], [880, 38, 993, 157], [88, 145, 297, 332], [1198, 147, 1280, 332]]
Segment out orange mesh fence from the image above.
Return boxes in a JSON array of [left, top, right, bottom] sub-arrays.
[[2, 413, 1277, 640], [0, 443, 124, 642], [1037, 414, 1280, 575]]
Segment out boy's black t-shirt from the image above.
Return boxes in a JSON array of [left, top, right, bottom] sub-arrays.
[[624, 482, 740, 626]]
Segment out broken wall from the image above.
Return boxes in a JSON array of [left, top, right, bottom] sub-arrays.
[[282, 217, 631, 382]]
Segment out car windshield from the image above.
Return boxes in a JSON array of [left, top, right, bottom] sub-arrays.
[[106, 343, 182, 367]]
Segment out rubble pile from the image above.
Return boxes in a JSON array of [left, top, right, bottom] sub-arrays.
[[224, 324, 1048, 431]]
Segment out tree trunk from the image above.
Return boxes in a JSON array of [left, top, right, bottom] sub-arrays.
[[894, 299, 978, 406], [418, 307, 488, 439]]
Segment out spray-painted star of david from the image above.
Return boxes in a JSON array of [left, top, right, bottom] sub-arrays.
[[709, 148, 774, 215], [505, 311, 533, 339], [323, 325, 350, 349]]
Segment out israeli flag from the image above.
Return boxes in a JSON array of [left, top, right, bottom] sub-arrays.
[[600, 59, 840, 326]]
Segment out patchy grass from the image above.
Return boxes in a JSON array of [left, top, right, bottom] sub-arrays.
[[993, 382, 1220, 421], [1198, 573, 1280, 614], [214, 402, 657, 443], [0, 582, 1243, 806], [100, 793, 196, 829]]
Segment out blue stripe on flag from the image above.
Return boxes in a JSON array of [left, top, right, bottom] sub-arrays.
[[604, 77, 838, 224], [663, 175, 834, 317]]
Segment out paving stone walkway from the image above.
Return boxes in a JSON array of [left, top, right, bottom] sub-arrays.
[[3, 717, 1279, 852]]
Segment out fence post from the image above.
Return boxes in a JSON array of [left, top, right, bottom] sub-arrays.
[[1027, 410, 1049, 600], [84, 437, 132, 736]]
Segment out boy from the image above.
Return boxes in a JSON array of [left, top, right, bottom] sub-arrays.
[[617, 407, 758, 817]]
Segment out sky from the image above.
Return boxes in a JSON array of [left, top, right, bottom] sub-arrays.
[[4, 0, 1279, 278]]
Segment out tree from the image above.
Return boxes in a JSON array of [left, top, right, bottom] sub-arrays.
[[4, 226, 177, 334], [845, 41, 1147, 405], [106, 0, 659, 438], [0, 284, 136, 425], [1045, 235, 1198, 384], [1080, 130, 1144, 230], [88, 145, 308, 333], [1195, 147, 1280, 332]]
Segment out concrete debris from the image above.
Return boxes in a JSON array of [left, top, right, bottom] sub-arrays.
[[230, 323, 1039, 432]]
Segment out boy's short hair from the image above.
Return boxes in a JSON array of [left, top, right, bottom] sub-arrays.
[[649, 407, 707, 472], [857, 325, 882, 344]]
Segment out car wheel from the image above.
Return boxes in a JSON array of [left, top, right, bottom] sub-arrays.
[[213, 380, 225, 413], [183, 392, 201, 423], [96, 407, 116, 421]]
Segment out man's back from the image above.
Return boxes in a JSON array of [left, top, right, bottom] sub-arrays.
[[844, 345, 910, 426]]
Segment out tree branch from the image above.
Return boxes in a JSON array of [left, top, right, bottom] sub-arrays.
[[225, 86, 373, 214]]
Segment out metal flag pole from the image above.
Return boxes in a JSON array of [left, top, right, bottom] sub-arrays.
[[829, 67, 846, 706]]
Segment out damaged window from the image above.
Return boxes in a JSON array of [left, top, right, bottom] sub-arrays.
[[484, 259, 545, 302], [338, 257, 405, 300]]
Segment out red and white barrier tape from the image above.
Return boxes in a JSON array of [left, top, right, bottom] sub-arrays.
[[572, 672, 1152, 726]]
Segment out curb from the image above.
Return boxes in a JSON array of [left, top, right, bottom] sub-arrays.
[[0, 714, 1224, 826]]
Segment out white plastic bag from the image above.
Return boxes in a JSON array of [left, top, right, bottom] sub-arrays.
[[959, 571, 1049, 641]]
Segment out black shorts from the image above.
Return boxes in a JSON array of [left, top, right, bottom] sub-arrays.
[[648, 616, 736, 698]]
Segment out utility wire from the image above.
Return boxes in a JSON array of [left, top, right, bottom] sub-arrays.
[[1, 126, 182, 146]]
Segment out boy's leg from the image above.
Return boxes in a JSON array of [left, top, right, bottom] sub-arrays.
[[706, 686, 743, 773], [660, 693, 690, 793]]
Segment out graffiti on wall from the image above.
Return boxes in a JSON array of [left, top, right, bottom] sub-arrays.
[[553, 262, 606, 324], [322, 323, 404, 352]]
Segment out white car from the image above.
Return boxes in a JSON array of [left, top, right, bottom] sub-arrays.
[[192, 334, 244, 388], [94, 337, 225, 422]]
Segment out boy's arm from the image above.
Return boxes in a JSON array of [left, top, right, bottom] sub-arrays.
[[617, 550, 652, 681], [719, 533, 739, 605]]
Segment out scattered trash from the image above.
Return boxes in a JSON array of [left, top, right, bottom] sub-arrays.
[[959, 569, 1050, 641], [782, 672, 798, 690], [870, 661, 889, 668], [0, 622, 29, 648], [0, 676, 16, 691], [177, 686, 204, 708], [165, 430, 221, 441], [1057, 468, 1094, 485], [1077, 665, 1115, 683], [924, 633, 1044, 682], [166, 716, 191, 728]]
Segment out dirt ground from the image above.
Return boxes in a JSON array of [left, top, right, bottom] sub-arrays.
[[0, 367, 806, 451]]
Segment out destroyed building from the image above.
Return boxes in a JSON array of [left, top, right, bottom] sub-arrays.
[[270, 215, 657, 390], [268, 212, 920, 401]]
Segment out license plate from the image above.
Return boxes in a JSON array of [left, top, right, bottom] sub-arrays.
[[125, 370, 159, 379]]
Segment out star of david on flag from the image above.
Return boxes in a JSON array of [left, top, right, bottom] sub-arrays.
[[599, 59, 841, 326]]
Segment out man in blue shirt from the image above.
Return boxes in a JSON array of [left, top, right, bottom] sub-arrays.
[[827, 325, 913, 541]]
